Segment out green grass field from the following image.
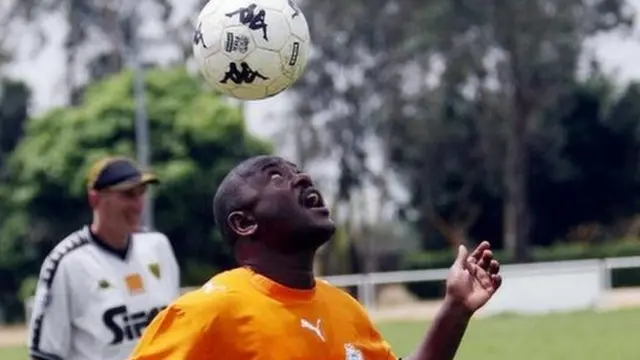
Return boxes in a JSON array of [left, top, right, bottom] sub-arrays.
[[1, 308, 636, 359]]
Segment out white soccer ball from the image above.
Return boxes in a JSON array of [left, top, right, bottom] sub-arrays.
[[192, 0, 310, 100]]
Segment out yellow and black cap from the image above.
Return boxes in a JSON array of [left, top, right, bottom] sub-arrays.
[[87, 156, 159, 191]]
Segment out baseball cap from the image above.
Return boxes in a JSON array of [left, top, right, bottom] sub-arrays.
[[87, 156, 159, 191]]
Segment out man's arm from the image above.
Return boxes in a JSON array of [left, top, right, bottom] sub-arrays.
[[28, 255, 73, 360], [404, 242, 502, 360], [402, 300, 472, 360]]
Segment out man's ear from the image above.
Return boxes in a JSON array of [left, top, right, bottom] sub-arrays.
[[227, 211, 257, 237], [87, 189, 100, 209]]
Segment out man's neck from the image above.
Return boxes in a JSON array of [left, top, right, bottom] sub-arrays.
[[90, 223, 129, 250], [238, 242, 317, 289]]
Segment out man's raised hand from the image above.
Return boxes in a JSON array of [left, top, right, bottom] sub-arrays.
[[445, 241, 502, 313]]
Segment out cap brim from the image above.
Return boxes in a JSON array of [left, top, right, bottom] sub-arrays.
[[106, 173, 159, 191]]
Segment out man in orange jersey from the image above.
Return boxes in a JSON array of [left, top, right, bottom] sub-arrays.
[[130, 155, 502, 360]]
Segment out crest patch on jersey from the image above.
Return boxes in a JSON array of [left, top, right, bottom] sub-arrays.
[[344, 343, 363, 360], [125, 273, 145, 295], [98, 279, 111, 289], [148, 262, 161, 279]]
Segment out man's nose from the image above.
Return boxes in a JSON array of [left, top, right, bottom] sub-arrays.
[[131, 195, 145, 212]]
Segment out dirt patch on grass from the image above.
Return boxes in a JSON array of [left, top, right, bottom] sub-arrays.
[[0, 326, 26, 347]]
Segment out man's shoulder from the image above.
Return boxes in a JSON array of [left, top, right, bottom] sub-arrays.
[[198, 268, 254, 300], [51, 226, 91, 251], [43, 227, 92, 265], [316, 278, 352, 296], [316, 279, 368, 308], [131, 230, 174, 254], [168, 269, 249, 316], [132, 230, 171, 246], [37, 227, 92, 285], [316, 278, 380, 329]]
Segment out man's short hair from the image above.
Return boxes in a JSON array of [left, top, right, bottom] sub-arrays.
[[212, 155, 281, 245]]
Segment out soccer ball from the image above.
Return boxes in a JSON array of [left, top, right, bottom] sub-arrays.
[[192, 0, 310, 100]]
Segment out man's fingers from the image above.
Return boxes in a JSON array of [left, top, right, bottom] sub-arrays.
[[454, 245, 470, 268], [474, 265, 494, 289], [466, 262, 492, 288], [477, 250, 494, 270], [468, 241, 491, 263], [491, 274, 503, 290], [488, 259, 500, 275]]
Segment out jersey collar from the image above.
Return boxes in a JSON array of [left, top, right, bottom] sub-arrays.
[[86, 226, 131, 261], [243, 267, 316, 302]]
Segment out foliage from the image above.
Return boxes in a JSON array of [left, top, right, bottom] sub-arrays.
[[0, 67, 271, 321], [530, 78, 640, 245]]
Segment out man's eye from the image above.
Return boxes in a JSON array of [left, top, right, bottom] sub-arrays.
[[270, 172, 283, 180]]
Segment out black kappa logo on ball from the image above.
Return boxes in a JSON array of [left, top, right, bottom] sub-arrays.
[[225, 4, 268, 41], [193, 22, 209, 48], [288, 0, 301, 18], [220, 62, 269, 84]]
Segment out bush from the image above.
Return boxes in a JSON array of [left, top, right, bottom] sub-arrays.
[[401, 239, 640, 300]]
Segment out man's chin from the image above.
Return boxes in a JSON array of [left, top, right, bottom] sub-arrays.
[[125, 220, 143, 233], [300, 222, 336, 247]]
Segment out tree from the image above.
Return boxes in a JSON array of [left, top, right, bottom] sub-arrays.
[[0, 67, 271, 321], [484, 0, 633, 260], [530, 77, 640, 244], [285, 0, 439, 273], [0, 79, 30, 176], [291, 0, 635, 262], [0, 79, 31, 323]]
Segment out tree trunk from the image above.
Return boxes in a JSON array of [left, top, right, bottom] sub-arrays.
[[449, 226, 468, 251], [503, 107, 531, 262]]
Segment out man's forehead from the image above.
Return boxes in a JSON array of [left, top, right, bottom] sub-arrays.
[[236, 156, 300, 176]]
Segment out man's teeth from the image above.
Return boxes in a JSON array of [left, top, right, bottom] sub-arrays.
[[306, 193, 320, 207]]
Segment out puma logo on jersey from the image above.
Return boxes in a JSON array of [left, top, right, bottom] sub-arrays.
[[300, 318, 325, 342]]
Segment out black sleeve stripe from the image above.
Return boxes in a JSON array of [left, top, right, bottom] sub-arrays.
[[39, 232, 90, 288], [31, 229, 90, 354], [29, 348, 64, 360]]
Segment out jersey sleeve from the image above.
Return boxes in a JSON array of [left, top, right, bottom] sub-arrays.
[[129, 285, 238, 360], [366, 322, 399, 360], [340, 288, 399, 360], [27, 255, 73, 360]]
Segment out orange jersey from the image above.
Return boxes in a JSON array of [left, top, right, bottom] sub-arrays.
[[129, 267, 399, 360]]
